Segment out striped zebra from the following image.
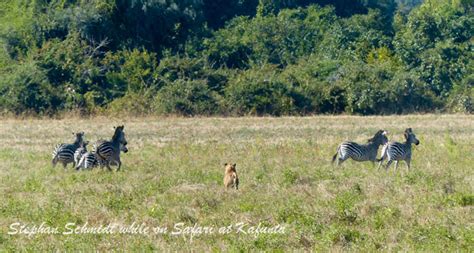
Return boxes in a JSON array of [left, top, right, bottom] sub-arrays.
[[74, 141, 89, 166], [94, 125, 128, 171], [332, 130, 388, 166], [76, 143, 128, 171], [377, 128, 420, 170], [52, 132, 85, 169]]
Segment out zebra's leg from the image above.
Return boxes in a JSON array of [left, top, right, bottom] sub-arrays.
[[337, 156, 347, 166], [52, 159, 57, 168], [377, 158, 385, 170], [385, 160, 393, 170], [62, 162, 67, 169], [105, 161, 112, 171], [395, 161, 399, 170], [116, 160, 122, 172], [405, 159, 411, 170]]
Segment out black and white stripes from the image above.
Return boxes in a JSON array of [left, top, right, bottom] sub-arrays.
[[52, 125, 128, 172], [74, 141, 89, 166], [94, 125, 128, 171], [332, 130, 388, 165], [76, 142, 128, 170], [52, 132, 85, 169], [378, 128, 420, 170]]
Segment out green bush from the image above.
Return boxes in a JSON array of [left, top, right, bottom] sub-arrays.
[[281, 57, 345, 113], [102, 48, 159, 93], [224, 65, 308, 115], [156, 55, 232, 93], [0, 62, 61, 114], [447, 74, 474, 113], [106, 91, 155, 116], [0, 0, 472, 116], [153, 79, 220, 116]]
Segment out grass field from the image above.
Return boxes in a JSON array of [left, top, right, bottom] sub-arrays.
[[0, 115, 473, 251]]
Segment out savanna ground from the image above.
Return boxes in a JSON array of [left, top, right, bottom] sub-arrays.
[[0, 115, 473, 251]]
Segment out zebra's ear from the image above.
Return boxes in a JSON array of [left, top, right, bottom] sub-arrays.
[[382, 130, 388, 135]]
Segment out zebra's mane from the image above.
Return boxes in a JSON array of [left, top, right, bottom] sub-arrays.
[[112, 126, 124, 142]]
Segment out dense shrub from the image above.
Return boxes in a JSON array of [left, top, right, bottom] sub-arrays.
[[0, 62, 61, 114], [154, 79, 220, 116], [0, 0, 472, 115], [281, 57, 345, 113], [106, 91, 155, 116], [225, 65, 309, 115], [102, 48, 159, 93], [447, 74, 474, 113]]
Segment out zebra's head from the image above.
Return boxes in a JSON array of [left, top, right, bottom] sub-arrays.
[[120, 142, 128, 153], [369, 130, 389, 146], [80, 141, 89, 148], [404, 128, 420, 145], [113, 125, 128, 152], [73, 132, 85, 146]]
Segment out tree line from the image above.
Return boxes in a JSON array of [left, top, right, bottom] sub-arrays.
[[0, 0, 472, 116]]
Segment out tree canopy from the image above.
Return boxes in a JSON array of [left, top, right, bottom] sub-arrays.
[[0, 0, 472, 115]]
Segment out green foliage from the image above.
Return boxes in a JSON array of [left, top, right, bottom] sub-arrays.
[[103, 48, 159, 93], [205, 6, 337, 68], [336, 62, 440, 114], [280, 57, 345, 113], [0, 61, 60, 114], [447, 74, 474, 113], [394, 0, 473, 96], [154, 79, 220, 116], [0, 0, 472, 115], [225, 65, 309, 115]]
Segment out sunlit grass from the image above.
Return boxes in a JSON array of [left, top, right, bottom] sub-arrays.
[[0, 115, 472, 251]]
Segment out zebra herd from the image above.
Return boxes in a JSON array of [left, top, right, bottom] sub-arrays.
[[52, 125, 419, 173], [52, 125, 128, 171], [332, 128, 420, 170]]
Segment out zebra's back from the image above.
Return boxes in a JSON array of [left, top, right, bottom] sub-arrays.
[[339, 141, 372, 161], [382, 142, 410, 161], [95, 141, 116, 160], [76, 152, 100, 170], [52, 143, 77, 164]]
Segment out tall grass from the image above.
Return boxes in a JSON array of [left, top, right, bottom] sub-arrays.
[[0, 115, 472, 251]]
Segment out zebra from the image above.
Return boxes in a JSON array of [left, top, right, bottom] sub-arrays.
[[94, 125, 128, 171], [75, 151, 100, 170], [332, 130, 388, 166], [52, 132, 85, 169], [74, 141, 89, 166], [76, 142, 128, 171], [377, 128, 420, 170]]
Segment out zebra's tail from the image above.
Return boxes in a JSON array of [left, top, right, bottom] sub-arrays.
[[51, 144, 61, 167], [332, 146, 339, 164]]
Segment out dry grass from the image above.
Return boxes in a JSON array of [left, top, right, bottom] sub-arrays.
[[0, 115, 473, 251]]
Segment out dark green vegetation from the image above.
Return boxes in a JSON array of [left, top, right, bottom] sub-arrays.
[[0, 0, 472, 115]]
